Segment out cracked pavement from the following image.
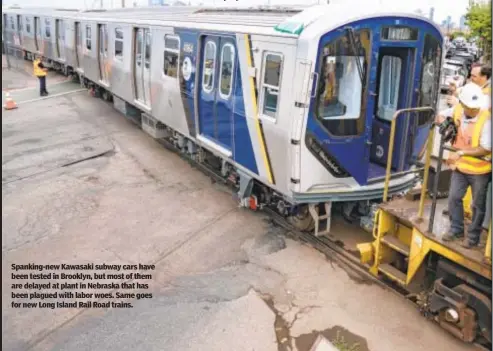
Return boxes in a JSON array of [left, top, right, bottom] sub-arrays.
[[2, 61, 475, 351]]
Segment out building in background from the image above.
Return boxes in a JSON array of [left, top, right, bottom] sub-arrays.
[[459, 15, 466, 30], [429, 6, 434, 21]]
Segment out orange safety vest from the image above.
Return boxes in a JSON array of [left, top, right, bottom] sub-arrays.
[[452, 105, 492, 175], [33, 59, 46, 77]]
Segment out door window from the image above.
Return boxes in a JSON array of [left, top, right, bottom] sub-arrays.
[[418, 34, 441, 125], [144, 30, 151, 69], [377, 56, 402, 121], [261, 53, 282, 119], [86, 25, 91, 50], [163, 35, 179, 78], [202, 41, 216, 93], [219, 44, 235, 98], [45, 19, 51, 38], [25, 17, 31, 33], [115, 28, 123, 60], [316, 29, 371, 136], [17, 15, 22, 32], [135, 29, 143, 67]]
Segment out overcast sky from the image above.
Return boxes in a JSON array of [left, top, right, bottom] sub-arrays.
[[3, 0, 470, 25]]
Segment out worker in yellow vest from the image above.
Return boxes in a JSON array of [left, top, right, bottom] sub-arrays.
[[437, 83, 492, 248], [33, 55, 49, 96], [448, 64, 491, 110]]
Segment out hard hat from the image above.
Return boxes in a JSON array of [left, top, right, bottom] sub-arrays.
[[458, 83, 485, 109]]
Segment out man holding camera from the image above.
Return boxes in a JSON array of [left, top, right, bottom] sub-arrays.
[[436, 83, 491, 248]]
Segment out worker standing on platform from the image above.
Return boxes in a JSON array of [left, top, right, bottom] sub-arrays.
[[437, 83, 492, 248], [33, 55, 49, 96]]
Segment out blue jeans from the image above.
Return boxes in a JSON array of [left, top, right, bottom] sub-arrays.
[[448, 170, 491, 244], [38, 76, 47, 95]]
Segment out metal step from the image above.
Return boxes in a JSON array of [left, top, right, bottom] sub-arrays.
[[378, 263, 407, 285], [381, 235, 410, 257]]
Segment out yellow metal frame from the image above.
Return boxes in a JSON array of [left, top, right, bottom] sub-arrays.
[[363, 108, 493, 287], [407, 227, 492, 282]]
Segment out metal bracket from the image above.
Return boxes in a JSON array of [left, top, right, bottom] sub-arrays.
[[237, 169, 254, 200], [308, 202, 332, 237]]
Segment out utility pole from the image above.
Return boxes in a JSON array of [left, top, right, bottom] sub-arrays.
[[122, 0, 125, 7]]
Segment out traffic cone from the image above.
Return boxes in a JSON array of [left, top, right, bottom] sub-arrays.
[[3, 92, 18, 110]]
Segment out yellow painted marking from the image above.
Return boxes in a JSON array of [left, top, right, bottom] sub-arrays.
[[243, 34, 273, 184]]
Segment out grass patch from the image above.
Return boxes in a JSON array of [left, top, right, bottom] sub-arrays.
[[332, 330, 360, 351]]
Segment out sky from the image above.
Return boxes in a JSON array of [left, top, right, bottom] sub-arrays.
[[2, 0, 470, 25]]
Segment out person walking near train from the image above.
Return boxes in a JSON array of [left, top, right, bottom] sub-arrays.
[[33, 55, 49, 96], [436, 83, 492, 248]]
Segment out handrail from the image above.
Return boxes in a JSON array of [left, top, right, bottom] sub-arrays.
[[383, 107, 435, 202]]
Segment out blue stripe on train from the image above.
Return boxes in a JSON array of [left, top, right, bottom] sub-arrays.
[[175, 29, 258, 175]]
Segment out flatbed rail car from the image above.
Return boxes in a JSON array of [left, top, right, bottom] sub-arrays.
[[358, 120, 492, 346], [2, 4, 444, 235]]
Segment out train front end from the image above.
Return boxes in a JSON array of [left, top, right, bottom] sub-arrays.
[[292, 8, 443, 207]]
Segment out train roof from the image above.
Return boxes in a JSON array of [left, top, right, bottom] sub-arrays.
[[3, 4, 442, 39]]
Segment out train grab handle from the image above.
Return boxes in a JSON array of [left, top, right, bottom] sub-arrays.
[[382, 106, 436, 203]]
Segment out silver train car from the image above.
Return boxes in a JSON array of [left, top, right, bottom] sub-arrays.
[[2, 5, 443, 233]]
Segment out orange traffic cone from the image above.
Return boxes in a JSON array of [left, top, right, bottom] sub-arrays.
[[4, 92, 18, 110]]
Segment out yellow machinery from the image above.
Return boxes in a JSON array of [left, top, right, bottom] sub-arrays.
[[358, 109, 492, 345]]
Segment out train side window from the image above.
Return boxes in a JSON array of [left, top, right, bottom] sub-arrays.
[[86, 25, 92, 50], [418, 34, 441, 126], [25, 17, 31, 33], [219, 44, 235, 98], [10, 16, 14, 30], [144, 31, 151, 69], [76, 22, 82, 47], [114, 28, 123, 60], [316, 29, 370, 136], [163, 35, 179, 78], [45, 19, 51, 38], [376, 56, 402, 121], [261, 52, 283, 119], [202, 41, 216, 93]]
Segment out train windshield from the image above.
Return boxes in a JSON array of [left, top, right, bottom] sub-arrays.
[[316, 29, 370, 136]]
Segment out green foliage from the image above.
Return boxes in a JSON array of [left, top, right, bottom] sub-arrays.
[[466, 1, 492, 42], [465, 1, 492, 61], [332, 331, 360, 351], [449, 31, 468, 40]]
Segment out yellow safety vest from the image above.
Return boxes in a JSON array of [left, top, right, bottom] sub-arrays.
[[33, 59, 46, 77], [452, 106, 492, 175]]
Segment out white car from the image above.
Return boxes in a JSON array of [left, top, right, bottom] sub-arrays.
[[440, 64, 466, 92]]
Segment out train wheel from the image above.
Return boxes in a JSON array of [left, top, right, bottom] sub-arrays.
[[288, 205, 315, 232]]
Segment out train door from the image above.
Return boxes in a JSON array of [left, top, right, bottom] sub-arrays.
[[55, 19, 65, 60], [198, 35, 235, 151], [75, 22, 82, 68], [133, 27, 151, 107], [34, 16, 40, 51], [16, 15, 22, 46], [369, 46, 415, 174], [98, 24, 109, 84]]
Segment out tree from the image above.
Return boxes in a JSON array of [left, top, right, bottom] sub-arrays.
[[465, 1, 492, 62]]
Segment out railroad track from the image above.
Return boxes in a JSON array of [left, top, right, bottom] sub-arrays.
[[131, 104, 490, 350]]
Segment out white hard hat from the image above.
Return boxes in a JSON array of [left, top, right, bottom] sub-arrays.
[[458, 83, 485, 109]]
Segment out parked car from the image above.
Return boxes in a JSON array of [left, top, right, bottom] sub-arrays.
[[440, 63, 467, 92]]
